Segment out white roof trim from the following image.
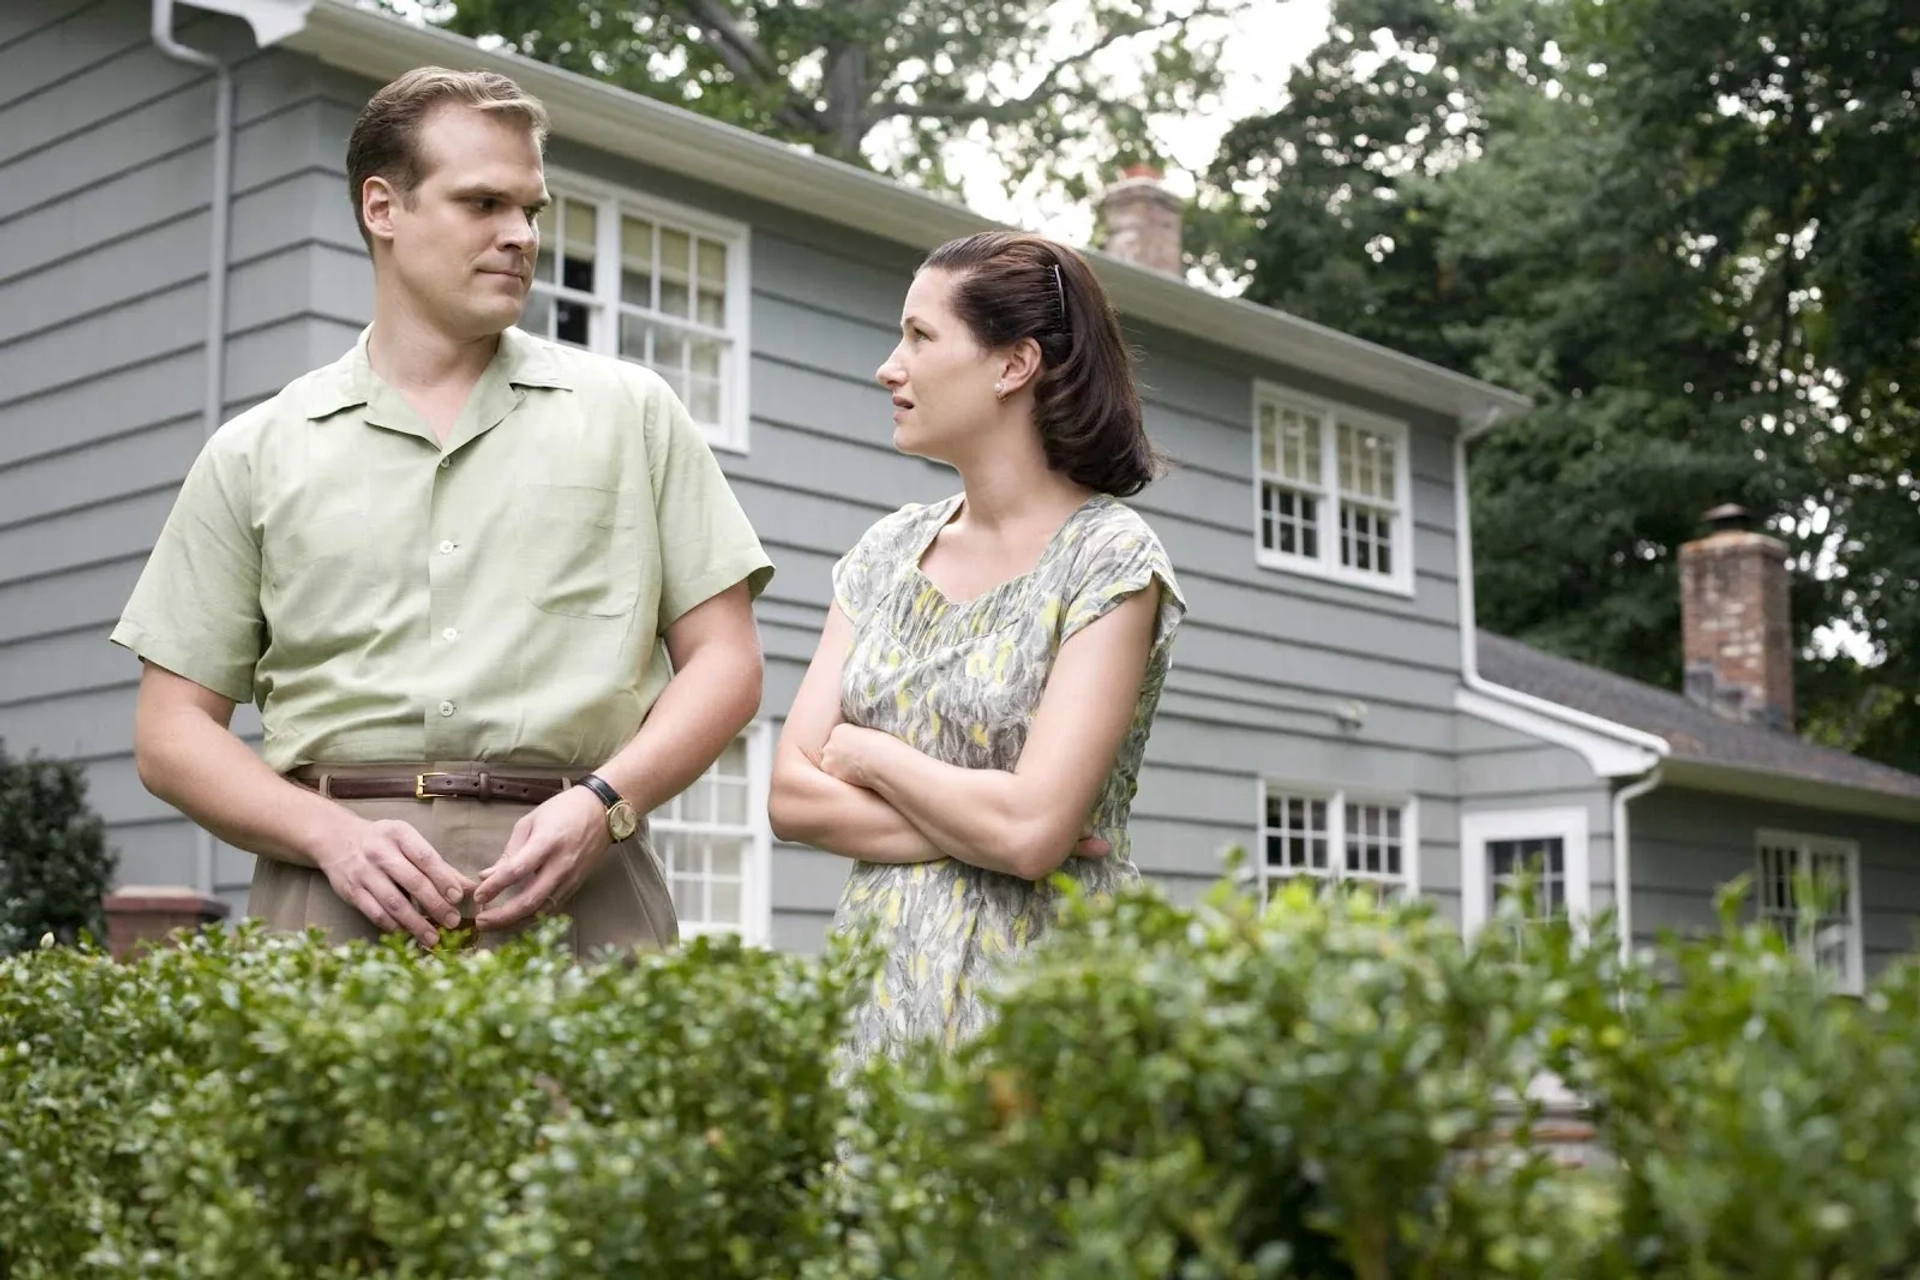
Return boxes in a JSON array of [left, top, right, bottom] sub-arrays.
[[1456, 686, 1666, 779], [1663, 759, 1920, 824], [180, 0, 317, 46], [283, 0, 1531, 425]]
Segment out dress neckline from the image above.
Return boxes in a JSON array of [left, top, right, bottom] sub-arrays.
[[909, 492, 1110, 609]]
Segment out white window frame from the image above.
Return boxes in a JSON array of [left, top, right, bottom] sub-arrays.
[[1755, 828, 1864, 993], [1460, 807, 1592, 935], [648, 722, 774, 945], [1251, 382, 1415, 596], [1254, 782, 1420, 901], [521, 170, 753, 453]]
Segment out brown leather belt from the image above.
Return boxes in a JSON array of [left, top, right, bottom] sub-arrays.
[[293, 770, 580, 804]]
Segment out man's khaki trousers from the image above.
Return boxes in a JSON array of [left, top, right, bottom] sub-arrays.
[[248, 762, 679, 957]]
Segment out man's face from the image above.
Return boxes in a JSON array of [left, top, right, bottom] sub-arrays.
[[363, 104, 549, 340]]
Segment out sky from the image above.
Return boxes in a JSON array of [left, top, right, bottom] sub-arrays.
[[939, 0, 1334, 245]]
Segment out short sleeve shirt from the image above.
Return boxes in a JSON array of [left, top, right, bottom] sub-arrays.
[[109, 326, 774, 774]]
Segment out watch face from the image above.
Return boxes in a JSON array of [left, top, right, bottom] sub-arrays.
[[608, 801, 639, 842]]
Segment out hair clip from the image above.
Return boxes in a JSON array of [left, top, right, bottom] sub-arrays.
[[1051, 263, 1069, 331]]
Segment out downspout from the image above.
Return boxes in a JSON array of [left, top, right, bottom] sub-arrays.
[[1451, 416, 1668, 966], [153, 0, 236, 899], [1610, 767, 1663, 965], [1450, 423, 1671, 754]]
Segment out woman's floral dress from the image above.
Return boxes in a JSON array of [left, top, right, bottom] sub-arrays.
[[829, 493, 1186, 1060]]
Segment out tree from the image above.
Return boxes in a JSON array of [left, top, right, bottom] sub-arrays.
[[1205, 0, 1920, 767], [410, 0, 1247, 202], [0, 741, 115, 953]]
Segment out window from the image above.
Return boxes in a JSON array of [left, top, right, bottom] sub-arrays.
[[1257, 785, 1417, 901], [649, 726, 772, 942], [1253, 385, 1413, 593], [1461, 808, 1591, 935], [520, 177, 751, 450], [1756, 830, 1863, 992]]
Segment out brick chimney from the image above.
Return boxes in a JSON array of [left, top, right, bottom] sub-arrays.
[[1097, 164, 1184, 276], [1679, 504, 1795, 730]]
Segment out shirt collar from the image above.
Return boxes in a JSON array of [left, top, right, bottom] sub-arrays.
[[296, 324, 574, 421]]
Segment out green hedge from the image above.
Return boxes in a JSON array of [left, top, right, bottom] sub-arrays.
[[4, 877, 1916, 1278], [0, 741, 115, 955]]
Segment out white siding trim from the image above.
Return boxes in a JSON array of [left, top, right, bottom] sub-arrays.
[[1455, 686, 1664, 779], [1460, 806, 1591, 933]]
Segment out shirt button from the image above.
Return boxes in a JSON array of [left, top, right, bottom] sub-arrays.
[[442, 627, 459, 642], [438, 700, 456, 717], [439, 457, 451, 469], [439, 540, 456, 555]]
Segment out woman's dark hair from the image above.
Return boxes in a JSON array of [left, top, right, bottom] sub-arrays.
[[921, 231, 1165, 497]]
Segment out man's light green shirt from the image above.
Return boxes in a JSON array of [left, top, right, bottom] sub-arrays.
[[111, 326, 775, 775]]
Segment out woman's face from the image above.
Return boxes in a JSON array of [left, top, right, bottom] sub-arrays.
[[875, 268, 999, 464]]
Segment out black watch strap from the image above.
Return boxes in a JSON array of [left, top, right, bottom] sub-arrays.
[[578, 773, 622, 809]]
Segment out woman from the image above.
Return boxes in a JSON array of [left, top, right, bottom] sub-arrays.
[[768, 230, 1185, 1061]]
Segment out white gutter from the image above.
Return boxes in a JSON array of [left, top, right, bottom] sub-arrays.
[[153, 0, 239, 898], [1450, 429, 1671, 770], [1610, 768, 1663, 965], [284, 0, 1531, 425]]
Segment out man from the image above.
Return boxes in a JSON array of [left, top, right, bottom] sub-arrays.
[[111, 67, 773, 954]]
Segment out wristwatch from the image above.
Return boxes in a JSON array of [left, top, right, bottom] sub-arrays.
[[578, 773, 639, 842]]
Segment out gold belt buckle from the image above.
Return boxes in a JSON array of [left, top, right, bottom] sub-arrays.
[[415, 772, 451, 801]]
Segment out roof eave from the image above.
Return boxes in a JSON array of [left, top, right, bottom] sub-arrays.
[[285, 0, 1532, 425], [1658, 757, 1920, 825]]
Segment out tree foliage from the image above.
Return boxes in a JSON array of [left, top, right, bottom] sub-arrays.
[[411, 0, 1246, 202], [1206, 0, 1920, 767], [0, 740, 114, 954]]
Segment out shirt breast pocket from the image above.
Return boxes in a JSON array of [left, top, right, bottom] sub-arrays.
[[515, 482, 641, 618]]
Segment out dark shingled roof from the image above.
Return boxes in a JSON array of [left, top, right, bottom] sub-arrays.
[[1477, 632, 1920, 803]]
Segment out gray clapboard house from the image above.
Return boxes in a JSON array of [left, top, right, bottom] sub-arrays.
[[5, 0, 1918, 977]]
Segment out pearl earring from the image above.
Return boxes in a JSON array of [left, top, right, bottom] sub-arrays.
[[993, 380, 1005, 398]]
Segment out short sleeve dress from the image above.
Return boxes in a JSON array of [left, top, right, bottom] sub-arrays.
[[829, 493, 1187, 1061]]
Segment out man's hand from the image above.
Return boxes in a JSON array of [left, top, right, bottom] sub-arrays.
[[472, 786, 611, 932], [317, 818, 474, 947]]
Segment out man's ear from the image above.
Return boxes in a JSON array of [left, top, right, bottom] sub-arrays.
[[999, 336, 1044, 397], [361, 176, 401, 245]]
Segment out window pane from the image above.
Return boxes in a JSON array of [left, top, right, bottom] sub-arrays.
[[697, 237, 728, 288], [1339, 505, 1393, 576], [620, 215, 656, 308], [1261, 484, 1319, 559], [519, 290, 553, 339], [1258, 406, 1279, 474], [1489, 837, 1565, 918], [689, 375, 722, 427], [555, 298, 591, 348], [660, 228, 692, 317], [561, 199, 597, 293], [710, 878, 742, 924], [619, 312, 653, 364], [1274, 407, 1319, 484], [535, 204, 557, 285], [1337, 421, 1397, 504]]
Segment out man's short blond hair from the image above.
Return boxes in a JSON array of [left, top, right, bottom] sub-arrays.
[[345, 67, 549, 248]]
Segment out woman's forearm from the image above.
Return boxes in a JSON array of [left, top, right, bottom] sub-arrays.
[[768, 754, 947, 864], [856, 735, 1075, 881]]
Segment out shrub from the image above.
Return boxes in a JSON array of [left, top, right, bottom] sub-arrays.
[[833, 879, 1602, 1280], [0, 923, 868, 1279], [1541, 885, 1920, 1278], [5, 868, 1920, 1278], [0, 740, 116, 954]]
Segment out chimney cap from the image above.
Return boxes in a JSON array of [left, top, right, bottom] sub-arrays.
[[1702, 502, 1753, 533]]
